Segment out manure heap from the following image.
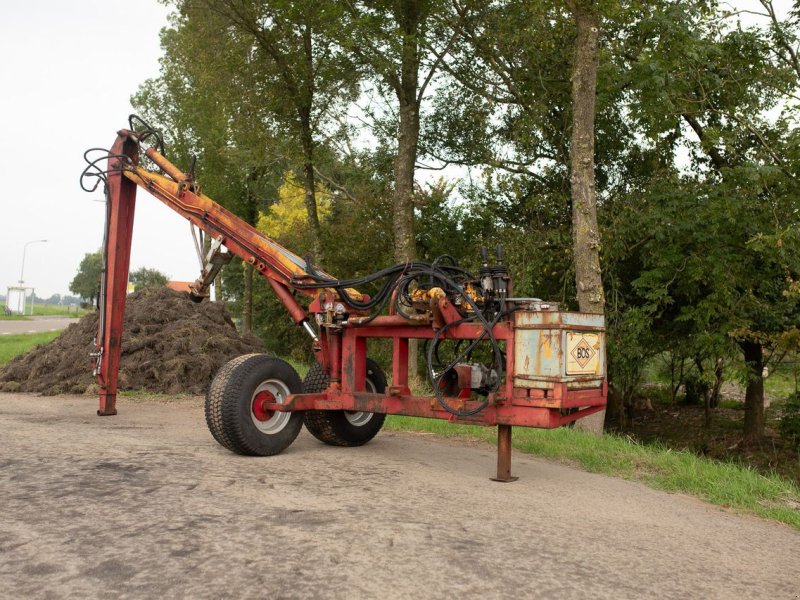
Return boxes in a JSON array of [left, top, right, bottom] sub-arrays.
[[0, 287, 263, 396]]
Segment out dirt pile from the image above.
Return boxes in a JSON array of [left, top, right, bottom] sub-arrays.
[[0, 287, 264, 396]]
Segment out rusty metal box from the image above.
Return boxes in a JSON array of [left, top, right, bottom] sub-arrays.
[[513, 309, 605, 390]]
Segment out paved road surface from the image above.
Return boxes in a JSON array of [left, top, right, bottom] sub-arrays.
[[0, 393, 798, 599], [0, 316, 78, 335]]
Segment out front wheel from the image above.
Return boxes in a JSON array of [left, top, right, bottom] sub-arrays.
[[303, 359, 387, 447], [205, 354, 304, 456]]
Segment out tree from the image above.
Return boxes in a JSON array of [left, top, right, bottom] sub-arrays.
[[181, 0, 359, 262], [428, 0, 608, 428], [599, 0, 800, 438], [565, 0, 605, 434], [337, 1, 478, 260], [564, 0, 603, 315], [69, 250, 103, 305], [135, 2, 284, 331], [337, 0, 461, 378], [129, 267, 169, 291], [136, 0, 362, 331]]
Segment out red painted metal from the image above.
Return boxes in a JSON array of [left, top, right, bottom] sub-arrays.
[[252, 390, 275, 422], [96, 133, 139, 416], [257, 387, 604, 428], [491, 425, 518, 482], [267, 279, 307, 325]]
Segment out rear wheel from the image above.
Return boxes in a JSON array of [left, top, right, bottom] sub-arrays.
[[303, 359, 387, 447], [205, 354, 304, 456]]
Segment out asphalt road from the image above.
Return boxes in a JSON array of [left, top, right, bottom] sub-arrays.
[[0, 316, 78, 335], [1, 393, 798, 599]]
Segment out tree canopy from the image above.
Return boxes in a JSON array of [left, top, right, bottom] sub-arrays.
[[132, 0, 800, 438], [69, 250, 103, 305], [129, 267, 169, 291]]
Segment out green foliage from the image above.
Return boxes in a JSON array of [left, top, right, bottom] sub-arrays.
[[69, 250, 103, 304], [129, 267, 169, 291], [131, 0, 800, 441], [779, 393, 800, 450]]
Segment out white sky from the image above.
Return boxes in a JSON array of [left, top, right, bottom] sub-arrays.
[[0, 1, 196, 298], [0, 1, 790, 298]]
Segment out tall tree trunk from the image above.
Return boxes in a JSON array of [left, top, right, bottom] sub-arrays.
[[566, 0, 605, 434], [742, 341, 765, 440], [394, 103, 419, 264], [393, 0, 421, 379], [392, 0, 420, 265], [300, 122, 323, 263], [243, 262, 254, 333], [242, 169, 262, 333]]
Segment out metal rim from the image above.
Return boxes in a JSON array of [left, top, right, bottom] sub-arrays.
[[344, 376, 376, 427], [250, 379, 292, 434]]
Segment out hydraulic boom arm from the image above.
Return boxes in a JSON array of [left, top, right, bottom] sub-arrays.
[[92, 128, 337, 414]]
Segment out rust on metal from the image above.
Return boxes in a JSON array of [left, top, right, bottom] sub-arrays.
[[491, 425, 518, 482]]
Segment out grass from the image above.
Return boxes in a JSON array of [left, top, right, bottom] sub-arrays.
[[385, 415, 800, 529], [32, 304, 88, 317], [765, 362, 798, 399], [1, 305, 89, 320], [0, 331, 60, 366]]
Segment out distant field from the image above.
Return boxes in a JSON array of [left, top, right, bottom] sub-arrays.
[[0, 331, 60, 366], [1, 305, 89, 320]]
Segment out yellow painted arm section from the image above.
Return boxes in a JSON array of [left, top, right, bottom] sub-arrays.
[[119, 144, 362, 301]]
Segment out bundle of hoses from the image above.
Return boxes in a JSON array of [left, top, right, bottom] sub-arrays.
[[292, 260, 509, 417]]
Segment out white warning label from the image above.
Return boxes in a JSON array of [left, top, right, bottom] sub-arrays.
[[566, 332, 600, 375]]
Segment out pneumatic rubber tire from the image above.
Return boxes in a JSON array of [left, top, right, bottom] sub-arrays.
[[303, 359, 387, 447], [205, 354, 304, 456]]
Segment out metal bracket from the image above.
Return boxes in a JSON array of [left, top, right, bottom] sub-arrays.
[[189, 236, 232, 300], [90, 347, 104, 377]]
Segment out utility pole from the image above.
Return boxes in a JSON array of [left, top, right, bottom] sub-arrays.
[[19, 239, 47, 316], [19, 239, 48, 284]]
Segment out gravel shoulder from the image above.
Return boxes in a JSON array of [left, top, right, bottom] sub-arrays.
[[1, 392, 798, 599]]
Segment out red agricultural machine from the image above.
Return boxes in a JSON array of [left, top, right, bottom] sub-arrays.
[[82, 117, 607, 481]]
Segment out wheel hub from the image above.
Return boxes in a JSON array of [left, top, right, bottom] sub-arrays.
[[249, 380, 292, 435], [252, 390, 276, 422]]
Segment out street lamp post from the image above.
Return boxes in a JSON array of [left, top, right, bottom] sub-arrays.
[[19, 239, 48, 284]]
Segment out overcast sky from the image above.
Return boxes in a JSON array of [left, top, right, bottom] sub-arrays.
[[0, 1, 790, 299], [1, 1, 193, 298]]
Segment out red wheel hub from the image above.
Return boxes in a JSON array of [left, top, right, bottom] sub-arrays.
[[252, 390, 276, 421]]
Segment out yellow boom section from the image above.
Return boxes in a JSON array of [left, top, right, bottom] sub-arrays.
[[121, 143, 362, 301]]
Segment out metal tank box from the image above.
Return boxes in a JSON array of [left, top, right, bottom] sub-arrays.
[[513, 304, 605, 391]]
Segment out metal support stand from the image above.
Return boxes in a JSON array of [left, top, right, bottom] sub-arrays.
[[491, 424, 518, 482], [96, 135, 139, 417]]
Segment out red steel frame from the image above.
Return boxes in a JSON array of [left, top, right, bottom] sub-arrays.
[[96, 129, 607, 480]]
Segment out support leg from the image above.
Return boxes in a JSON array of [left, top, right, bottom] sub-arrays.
[[96, 134, 139, 416], [491, 424, 518, 482]]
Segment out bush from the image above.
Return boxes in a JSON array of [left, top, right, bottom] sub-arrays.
[[779, 392, 800, 449]]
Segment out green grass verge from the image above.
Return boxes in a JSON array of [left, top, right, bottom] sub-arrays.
[[31, 305, 88, 317], [0, 331, 60, 367], [385, 416, 800, 529], [0, 305, 88, 320]]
